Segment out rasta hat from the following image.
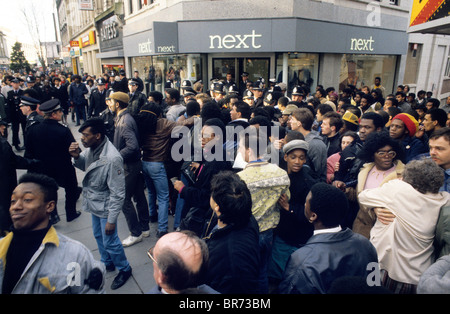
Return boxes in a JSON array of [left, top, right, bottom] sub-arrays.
[[392, 113, 419, 137]]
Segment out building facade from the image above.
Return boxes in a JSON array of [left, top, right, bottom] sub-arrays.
[[119, 0, 410, 97], [56, 0, 450, 103]]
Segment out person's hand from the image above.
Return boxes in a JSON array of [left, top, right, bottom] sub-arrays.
[[332, 180, 346, 191], [173, 180, 185, 192], [69, 142, 81, 159], [374, 207, 396, 225], [278, 193, 290, 212], [190, 162, 200, 172], [334, 161, 340, 172], [415, 124, 425, 139], [105, 222, 116, 235], [273, 139, 285, 150]]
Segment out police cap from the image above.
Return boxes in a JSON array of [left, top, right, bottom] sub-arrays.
[[26, 75, 36, 83], [20, 96, 41, 108], [40, 99, 62, 114], [97, 78, 106, 85], [128, 78, 139, 86]]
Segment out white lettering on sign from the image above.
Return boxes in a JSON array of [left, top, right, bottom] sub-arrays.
[[157, 45, 176, 53], [101, 21, 118, 42], [139, 39, 152, 54], [209, 30, 262, 49], [350, 36, 375, 51]]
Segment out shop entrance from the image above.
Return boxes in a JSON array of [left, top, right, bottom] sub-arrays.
[[212, 57, 270, 86]]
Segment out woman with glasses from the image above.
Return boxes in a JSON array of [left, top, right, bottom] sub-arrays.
[[351, 131, 405, 239]]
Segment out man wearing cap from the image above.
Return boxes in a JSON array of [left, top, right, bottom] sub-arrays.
[[389, 113, 428, 163], [107, 92, 150, 247], [24, 99, 81, 224], [242, 89, 254, 107], [239, 72, 250, 96], [252, 80, 265, 108], [19, 96, 43, 137], [52, 77, 69, 126], [128, 78, 148, 117], [281, 104, 298, 129], [69, 75, 89, 126], [270, 140, 318, 285], [87, 78, 107, 119], [26, 75, 44, 102], [291, 86, 307, 106], [6, 78, 26, 151], [212, 82, 226, 104]]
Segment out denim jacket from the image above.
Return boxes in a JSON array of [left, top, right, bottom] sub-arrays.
[[0, 227, 105, 294], [73, 139, 125, 224]]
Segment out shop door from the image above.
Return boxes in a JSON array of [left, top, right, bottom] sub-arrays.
[[212, 57, 270, 85]]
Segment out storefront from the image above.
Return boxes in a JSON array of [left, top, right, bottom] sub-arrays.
[[178, 18, 408, 96], [96, 13, 125, 75], [75, 28, 101, 76], [123, 22, 206, 96]]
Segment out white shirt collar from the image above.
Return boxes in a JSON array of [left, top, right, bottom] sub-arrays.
[[313, 225, 342, 236]]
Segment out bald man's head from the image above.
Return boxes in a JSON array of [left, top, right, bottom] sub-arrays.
[[152, 231, 208, 292]]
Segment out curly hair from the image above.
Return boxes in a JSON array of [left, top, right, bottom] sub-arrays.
[[357, 131, 405, 163], [402, 159, 444, 194]]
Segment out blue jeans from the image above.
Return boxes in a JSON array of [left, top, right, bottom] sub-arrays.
[[258, 228, 274, 294], [91, 215, 131, 272], [173, 173, 189, 229], [142, 161, 169, 232]]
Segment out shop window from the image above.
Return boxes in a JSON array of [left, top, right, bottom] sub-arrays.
[[339, 54, 398, 95], [276, 53, 319, 94], [131, 54, 204, 96]]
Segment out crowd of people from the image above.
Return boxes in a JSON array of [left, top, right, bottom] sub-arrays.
[[0, 68, 449, 294]]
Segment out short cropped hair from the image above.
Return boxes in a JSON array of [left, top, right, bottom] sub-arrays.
[[309, 182, 349, 228], [292, 108, 314, 131], [18, 173, 59, 203], [79, 117, 106, 137]]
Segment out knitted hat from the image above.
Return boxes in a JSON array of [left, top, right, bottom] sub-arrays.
[[342, 111, 359, 126], [392, 113, 419, 137]]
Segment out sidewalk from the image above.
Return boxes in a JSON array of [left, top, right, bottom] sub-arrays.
[[15, 118, 170, 294]]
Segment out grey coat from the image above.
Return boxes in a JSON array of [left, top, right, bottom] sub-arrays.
[[73, 139, 125, 224]]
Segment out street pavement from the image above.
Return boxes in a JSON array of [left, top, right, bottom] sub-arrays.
[[14, 117, 169, 294]]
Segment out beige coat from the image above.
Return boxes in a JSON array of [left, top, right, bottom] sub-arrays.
[[352, 160, 405, 239], [358, 180, 448, 284]]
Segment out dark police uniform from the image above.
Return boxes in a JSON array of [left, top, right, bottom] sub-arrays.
[[24, 99, 81, 223], [88, 78, 107, 118], [19, 96, 43, 136], [6, 79, 25, 150], [128, 78, 147, 117], [114, 70, 129, 93]]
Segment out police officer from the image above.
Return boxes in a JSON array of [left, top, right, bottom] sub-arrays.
[[6, 78, 26, 151], [24, 99, 81, 224], [252, 80, 265, 108], [88, 78, 108, 118], [115, 69, 129, 93], [291, 85, 307, 106], [128, 78, 147, 117], [239, 72, 250, 96], [26, 75, 44, 102], [19, 96, 43, 136]]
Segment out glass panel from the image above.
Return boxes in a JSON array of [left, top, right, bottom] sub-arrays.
[[339, 54, 397, 95], [213, 58, 236, 81], [276, 53, 319, 94], [132, 54, 204, 96], [244, 58, 270, 84]]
